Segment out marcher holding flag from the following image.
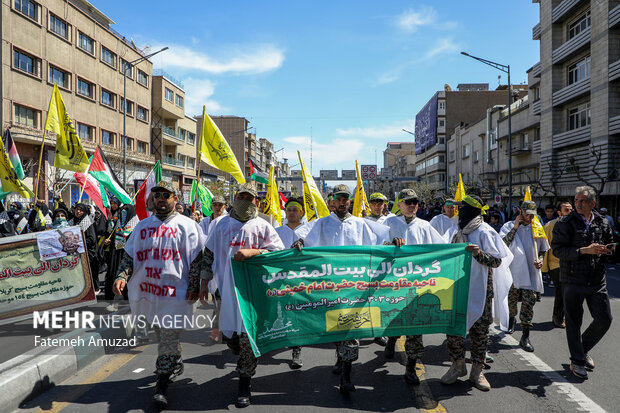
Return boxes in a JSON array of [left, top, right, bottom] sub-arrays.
[[297, 151, 329, 222], [262, 165, 282, 227], [352, 160, 370, 217], [136, 161, 162, 220]]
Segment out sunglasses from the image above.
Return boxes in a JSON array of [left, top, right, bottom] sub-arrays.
[[153, 192, 172, 199], [404, 199, 418, 206]]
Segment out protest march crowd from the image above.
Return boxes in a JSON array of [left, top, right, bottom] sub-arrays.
[[0, 88, 617, 408]]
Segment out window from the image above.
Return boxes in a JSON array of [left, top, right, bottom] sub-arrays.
[[14, 0, 38, 21], [568, 102, 590, 130], [49, 66, 69, 89], [49, 14, 68, 39], [101, 130, 115, 146], [187, 132, 195, 145], [463, 144, 470, 158], [568, 56, 590, 85], [120, 59, 133, 78], [77, 123, 94, 141], [177, 154, 186, 166], [187, 157, 195, 169], [438, 137, 445, 144], [137, 141, 148, 153], [178, 128, 186, 140], [137, 106, 148, 121], [78, 32, 94, 55], [568, 10, 591, 40], [474, 151, 479, 163], [449, 150, 455, 162], [137, 69, 148, 87], [13, 49, 40, 77], [14, 104, 38, 128], [101, 46, 116, 67], [101, 89, 116, 108], [175, 94, 184, 108], [77, 78, 95, 99], [127, 138, 134, 151], [164, 88, 174, 102], [438, 119, 445, 128], [522, 133, 530, 149], [120, 98, 134, 116], [438, 101, 445, 110]]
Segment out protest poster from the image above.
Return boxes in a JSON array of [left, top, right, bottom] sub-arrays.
[[36, 226, 85, 260], [0, 228, 96, 325], [232, 244, 472, 357]]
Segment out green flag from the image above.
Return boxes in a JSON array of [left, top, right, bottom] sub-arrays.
[[190, 180, 213, 217]]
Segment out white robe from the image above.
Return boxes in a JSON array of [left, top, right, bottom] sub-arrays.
[[429, 214, 458, 240], [206, 216, 284, 337], [199, 212, 228, 240], [259, 212, 280, 228], [296, 213, 389, 247], [124, 213, 206, 324], [384, 215, 446, 245], [276, 223, 304, 248], [446, 223, 514, 330], [500, 221, 549, 294], [365, 214, 391, 224]]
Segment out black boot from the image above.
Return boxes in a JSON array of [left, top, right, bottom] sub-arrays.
[[236, 376, 252, 408], [153, 373, 170, 406], [374, 336, 388, 346], [404, 358, 420, 385], [339, 361, 356, 394], [384, 337, 397, 359], [332, 355, 343, 375], [507, 317, 516, 334], [519, 327, 534, 352]]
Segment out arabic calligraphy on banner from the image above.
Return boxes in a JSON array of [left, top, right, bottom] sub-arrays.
[[0, 229, 96, 325], [232, 244, 472, 357]]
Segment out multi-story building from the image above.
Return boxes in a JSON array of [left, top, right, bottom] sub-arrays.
[[151, 72, 197, 203], [533, 0, 620, 210], [377, 142, 416, 196], [2, 0, 155, 202], [413, 84, 525, 194]]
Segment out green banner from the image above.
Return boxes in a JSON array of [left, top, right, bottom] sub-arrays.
[[232, 244, 472, 357]]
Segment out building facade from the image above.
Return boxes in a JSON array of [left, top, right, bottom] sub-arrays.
[[2, 0, 155, 202], [378, 141, 416, 197]]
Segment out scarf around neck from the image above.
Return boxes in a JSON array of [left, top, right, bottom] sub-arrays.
[[451, 215, 483, 244]]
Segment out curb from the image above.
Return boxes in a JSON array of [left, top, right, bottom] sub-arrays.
[[0, 308, 131, 413]]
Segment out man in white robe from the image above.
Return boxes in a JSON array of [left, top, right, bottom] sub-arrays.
[[440, 195, 513, 391], [365, 192, 390, 224], [500, 200, 549, 353], [429, 198, 458, 239], [198, 195, 228, 238], [113, 181, 207, 406], [202, 182, 284, 408], [275, 198, 305, 369], [295, 184, 389, 395], [383, 188, 446, 386]]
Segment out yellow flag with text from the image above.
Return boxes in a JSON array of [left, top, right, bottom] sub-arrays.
[[298, 151, 329, 222], [352, 160, 370, 217], [263, 165, 282, 226], [198, 106, 245, 184], [0, 133, 34, 198], [524, 186, 547, 239], [45, 84, 89, 172]]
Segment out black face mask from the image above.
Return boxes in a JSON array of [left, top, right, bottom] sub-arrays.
[[458, 204, 480, 229]]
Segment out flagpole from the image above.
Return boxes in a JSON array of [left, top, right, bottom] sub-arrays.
[[59, 176, 75, 193], [33, 130, 48, 201], [78, 155, 93, 201]]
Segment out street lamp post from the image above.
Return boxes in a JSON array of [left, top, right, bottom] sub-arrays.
[[122, 46, 169, 188], [460, 51, 512, 210]]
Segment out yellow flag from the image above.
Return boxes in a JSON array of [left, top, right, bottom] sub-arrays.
[[45, 84, 89, 172], [263, 165, 282, 226], [524, 186, 547, 239], [199, 106, 245, 184], [352, 160, 370, 217], [0, 133, 34, 198], [391, 193, 401, 214], [453, 173, 466, 215], [298, 151, 329, 222]]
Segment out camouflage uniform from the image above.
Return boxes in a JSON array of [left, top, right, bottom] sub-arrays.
[[223, 333, 259, 377], [447, 251, 501, 363], [336, 340, 359, 362], [405, 335, 424, 360]]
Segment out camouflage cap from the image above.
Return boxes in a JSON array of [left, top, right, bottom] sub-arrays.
[[333, 184, 351, 197], [369, 192, 388, 202], [398, 188, 418, 201], [520, 200, 537, 215], [212, 195, 226, 204], [151, 181, 177, 195], [237, 182, 258, 197]]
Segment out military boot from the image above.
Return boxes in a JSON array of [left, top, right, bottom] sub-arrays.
[[236, 376, 252, 408], [469, 362, 491, 391], [404, 358, 420, 385], [507, 316, 516, 334], [384, 337, 397, 359], [153, 373, 170, 406], [332, 355, 343, 375], [519, 327, 534, 352], [440, 358, 467, 384], [290, 346, 303, 370], [339, 361, 356, 394]]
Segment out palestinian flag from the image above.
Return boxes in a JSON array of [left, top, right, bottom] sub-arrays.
[[89, 146, 132, 204], [3, 129, 24, 179], [135, 161, 162, 220], [279, 191, 288, 210], [249, 160, 268, 184], [74, 172, 110, 218]]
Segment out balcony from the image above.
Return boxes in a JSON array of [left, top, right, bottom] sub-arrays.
[[552, 26, 590, 64], [553, 125, 590, 149], [610, 3, 620, 28], [610, 115, 620, 136], [506, 144, 531, 156], [552, 78, 590, 107], [532, 23, 541, 40], [531, 61, 541, 77], [552, 0, 586, 24], [609, 59, 620, 82], [163, 157, 185, 168], [161, 126, 185, 144], [532, 99, 541, 115]]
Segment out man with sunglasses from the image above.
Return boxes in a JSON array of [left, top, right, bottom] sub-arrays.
[[113, 181, 207, 406], [382, 188, 446, 386]]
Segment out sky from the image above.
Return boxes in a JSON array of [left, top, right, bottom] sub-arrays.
[[98, 0, 540, 175]]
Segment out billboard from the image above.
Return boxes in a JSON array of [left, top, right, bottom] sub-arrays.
[[320, 170, 338, 180], [341, 170, 356, 180], [415, 93, 438, 155]]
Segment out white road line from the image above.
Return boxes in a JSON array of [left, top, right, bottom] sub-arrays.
[[490, 328, 607, 413], [132, 368, 145, 373]]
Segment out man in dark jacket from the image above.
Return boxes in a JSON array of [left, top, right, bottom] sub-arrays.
[[551, 186, 614, 380]]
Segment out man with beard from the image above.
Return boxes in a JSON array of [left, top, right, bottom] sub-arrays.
[[441, 195, 513, 391], [202, 182, 284, 408], [69, 203, 99, 291], [429, 199, 458, 239]]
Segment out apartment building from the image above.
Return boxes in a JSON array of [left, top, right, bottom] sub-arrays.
[[1, 0, 154, 201], [534, 0, 620, 208], [151, 72, 197, 202], [377, 142, 416, 196]]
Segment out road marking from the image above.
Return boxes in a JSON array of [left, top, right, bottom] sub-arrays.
[[489, 329, 607, 413], [396, 337, 447, 413], [132, 368, 145, 373]]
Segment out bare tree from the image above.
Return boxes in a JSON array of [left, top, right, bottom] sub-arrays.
[[532, 157, 565, 204], [573, 144, 618, 202]]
